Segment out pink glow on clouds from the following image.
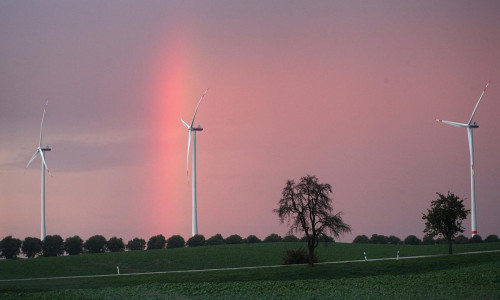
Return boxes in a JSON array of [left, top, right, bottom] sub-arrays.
[[1, 1, 500, 242]]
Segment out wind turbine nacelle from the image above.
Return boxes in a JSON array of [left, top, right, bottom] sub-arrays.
[[192, 126, 203, 131], [470, 122, 479, 128], [41, 146, 52, 151]]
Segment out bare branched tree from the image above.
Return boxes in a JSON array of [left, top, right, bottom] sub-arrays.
[[274, 175, 351, 266]]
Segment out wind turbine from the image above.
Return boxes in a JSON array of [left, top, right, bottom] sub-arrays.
[[181, 89, 208, 236], [26, 101, 52, 241], [436, 83, 489, 237]]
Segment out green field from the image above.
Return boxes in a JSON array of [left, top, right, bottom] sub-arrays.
[[1, 242, 499, 299]]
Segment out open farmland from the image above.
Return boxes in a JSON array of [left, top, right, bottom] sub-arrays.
[[1, 242, 499, 299]]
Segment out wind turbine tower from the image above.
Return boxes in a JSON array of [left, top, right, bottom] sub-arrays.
[[26, 101, 52, 241], [436, 83, 489, 237], [181, 90, 208, 236]]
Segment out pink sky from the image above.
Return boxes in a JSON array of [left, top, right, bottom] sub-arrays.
[[1, 1, 500, 243]]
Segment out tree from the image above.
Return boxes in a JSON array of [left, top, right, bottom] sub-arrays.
[[107, 237, 125, 252], [369, 234, 388, 244], [186, 234, 205, 247], [42, 235, 64, 257], [455, 235, 469, 244], [485, 234, 500, 243], [246, 235, 261, 244], [147, 234, 166, 250], [469, 235, 483, 244], [422, 236, 435, 245], [318, 235, 335, 244], [0, 236, 22, 259], [422, 191, 470, 254], [352, 235, 370, 244], [404, 235, 421, 245], [167, 235, 185, 249], [64, 236, 84, 255], [84, 235, 107, 253], [263, 233, 282, 243], [127, 238, 146, 251], [206, 234, 224, 246], [387, 235, 401, 245], [274, 175, 351, 266], [21, 237, 42, 258], [283, 235, 300, 242], [225, 234, 243, 244]]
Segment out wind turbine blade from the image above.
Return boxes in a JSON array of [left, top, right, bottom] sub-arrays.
[[180, 118, 190, 129], [435, 119, 468, 128], [39, 101, 48, 147], [26, 149, 40, 168], [39, 150, 52, 176], [186, 130, 192, 175], [468, 83, 489, 125], [189, 89, 208, 128]]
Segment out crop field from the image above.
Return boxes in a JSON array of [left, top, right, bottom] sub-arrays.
[[1, 242, 499, 299]]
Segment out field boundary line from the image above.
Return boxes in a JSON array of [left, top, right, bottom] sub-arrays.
[[1, 249, 499, 283]]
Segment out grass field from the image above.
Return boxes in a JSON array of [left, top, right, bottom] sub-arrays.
[[1, 242, 499, 299]]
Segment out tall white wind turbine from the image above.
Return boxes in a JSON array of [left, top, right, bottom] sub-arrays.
[[436, 83, 489, 237], [181, 89, 208, 236], [26, 101, 52, 241]]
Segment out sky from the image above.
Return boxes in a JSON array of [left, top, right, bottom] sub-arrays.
[[1, 0, 499, 243]]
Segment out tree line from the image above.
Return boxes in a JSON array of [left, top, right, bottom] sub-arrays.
[[0, 232, 319, 259], [352, 233, 499, 245]]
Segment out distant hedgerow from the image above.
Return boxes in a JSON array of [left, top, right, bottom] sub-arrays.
[[187, 235, 206, 247], [207, 234, 224, 246], [246, 235, 261, 244], [167, 235, 185, 249], [264, 233, 282, 243], [127, 238, 146, 251], [225, 234, 243, 244]]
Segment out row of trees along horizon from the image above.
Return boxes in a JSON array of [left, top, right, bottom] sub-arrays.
[[1, 232, 498, 260], [2, 175, 499, 263]]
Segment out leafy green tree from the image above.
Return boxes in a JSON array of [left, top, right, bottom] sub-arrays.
[[225, 234, 243, 244], [64, 236, 83, 255], [484, 234, 499, 243], [147, 234, 166, 250], [42, 235, 64, 257], [245, 235, 261, 243], [127, 238, 146, 251], [283, 235, 300, 242], [422, 236, 435, 245], [455, 235, 469, 244], [388, 235, 401, 245], [274, 175, 351, 266], [206, 234, 224, 246], [352, 235, 370, 244], [186, 234, 205, 247], [21, 237, 42, 258], [84, 235, 107, 253], [422, 191, 470, 254], [0, 236, 22, 259], [167, 235, 185, 249], [263, 233, 283, 243], [469, 235, 483, 244], [369, 234, 388, 244], [404, 235, 422, 245], [106, 237, 125, 252]]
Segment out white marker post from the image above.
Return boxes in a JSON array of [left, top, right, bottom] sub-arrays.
[[364, 252, 367, 261], [397, 251, 400, 260], [117, 266, 120, 275]]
